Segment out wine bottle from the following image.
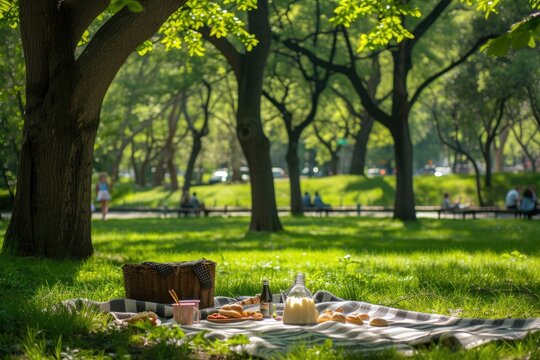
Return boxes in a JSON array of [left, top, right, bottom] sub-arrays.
[[260, 280, 273, 318]]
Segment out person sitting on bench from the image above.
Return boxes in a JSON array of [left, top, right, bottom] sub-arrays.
[[313, 192, 330, 210], [302, 192, 312, 208]]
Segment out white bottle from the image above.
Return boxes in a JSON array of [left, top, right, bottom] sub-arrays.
[[282, 273, 318, 325]]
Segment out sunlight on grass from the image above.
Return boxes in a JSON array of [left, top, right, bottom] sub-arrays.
[[107, 173, 540, 208], [0, 216, 539, 358]]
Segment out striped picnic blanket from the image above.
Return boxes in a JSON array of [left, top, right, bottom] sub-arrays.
[[64, 291, 540, 358]]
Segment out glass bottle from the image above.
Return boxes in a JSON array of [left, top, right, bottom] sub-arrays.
[[282, 273, 319, 325], [260, 280, 273, 318]]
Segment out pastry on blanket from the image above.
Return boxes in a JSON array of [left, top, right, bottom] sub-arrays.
[[221, 304, 244, 313], [218, 309, 243, 318], [125, 311, 158, 326], [346, 314, 363, 325], [317, 313, 332, 323], [323, 309, 334, 315], [358, 313, 370, 321], [369, 318, 388, 327], [330, 312, 346, 323]]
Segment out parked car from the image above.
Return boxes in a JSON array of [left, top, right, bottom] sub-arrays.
[[272, 167, 287, 178], [434, 167, 451, 177], [208, 169, 228, 184]]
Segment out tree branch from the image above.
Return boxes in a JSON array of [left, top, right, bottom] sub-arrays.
[[65, 0, 110, 48], [76, 0, 186, 115], [200, 27, 241, 79], [411, 0, 452, 47], [409, 35, 493, 107]]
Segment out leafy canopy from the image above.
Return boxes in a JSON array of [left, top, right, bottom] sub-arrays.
[[330, 0, 536, 52], [0, 0, 258, 56]]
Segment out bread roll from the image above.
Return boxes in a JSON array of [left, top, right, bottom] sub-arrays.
[[317, 313, 332, 323], [330, 312, 346, 323], [218, 309, 243, 318], [370, 318, 389, 327], [346, 315, 363, 325], [358, 313, 370, 321]]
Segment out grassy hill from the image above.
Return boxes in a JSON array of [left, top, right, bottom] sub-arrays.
[[1, 173, 538, 210], [109, 173, 540, 208]]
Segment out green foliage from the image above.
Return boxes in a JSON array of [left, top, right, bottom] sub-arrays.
[[330, 0, 420, 51], [109, 0, 145, 13], [0, 0, 17, 29], [482, 13, 540, 56], [158, 0, 258, 56]]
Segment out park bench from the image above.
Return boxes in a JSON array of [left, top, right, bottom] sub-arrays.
[[98, 205, 537, 219]]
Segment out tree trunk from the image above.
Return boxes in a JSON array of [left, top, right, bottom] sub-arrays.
[[330, 152, 340, 175], [236, 0, 282, 231], [3, 0, 185, 258], [494, 127, 509, 172], [152, 154, 165, 187], [3, 98, 97, 258], [286, 138, 303, 216], [167, 155, 178, 191], [349, 115, 374, 175], [390, 120, 416, 221], [470, 157, 484, 206], [183, 136, 202, 192]]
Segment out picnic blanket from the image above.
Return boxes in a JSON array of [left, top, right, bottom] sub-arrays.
[[63, 291, 540, 358]]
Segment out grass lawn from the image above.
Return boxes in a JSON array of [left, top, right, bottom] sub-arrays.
[[0, 216, 539, 359], [107, 173, 540, 209]]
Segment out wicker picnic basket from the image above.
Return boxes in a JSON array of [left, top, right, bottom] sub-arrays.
[[122, 259, 216, 308]]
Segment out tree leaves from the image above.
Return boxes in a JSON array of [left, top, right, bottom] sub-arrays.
[[481, 13, 540, 56], [0, 0, 18, 29], [158, 0, 258, 56], [330, 0, 421, 51]]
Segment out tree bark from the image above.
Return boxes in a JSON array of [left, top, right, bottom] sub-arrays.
[[183, 137, 202, 192], [286, 137, 303, 215], [235, 1, 282, 231], [349, 115, 374, 175], [390, 119, 417, 220], [3, 0, 184, 258]]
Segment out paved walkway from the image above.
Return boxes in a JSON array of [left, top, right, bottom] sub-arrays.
[[0, 210, 516, 220]]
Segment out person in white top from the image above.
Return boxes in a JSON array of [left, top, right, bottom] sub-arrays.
[[505, 186, 521, 210]]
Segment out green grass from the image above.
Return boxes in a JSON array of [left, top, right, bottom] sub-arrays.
[[0, 217, 539, 358], [108, 173, 540, 208]]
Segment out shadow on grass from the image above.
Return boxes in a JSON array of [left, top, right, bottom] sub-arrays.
[[91, 217, 540, 256]]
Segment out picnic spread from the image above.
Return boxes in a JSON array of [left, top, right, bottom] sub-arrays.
[[63, 291, 540, 358], [59, 260, 540, 358]]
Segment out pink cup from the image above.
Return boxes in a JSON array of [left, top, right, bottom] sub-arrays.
[[179, 299, 200, 310], [173, 302, 200, 325]]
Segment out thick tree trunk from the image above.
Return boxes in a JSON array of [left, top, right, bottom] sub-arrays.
[[3, 99, 97, 258], [183, 137, 202, 192], [390, 120, 417, 221], [236, 0, 282, 231], [3, 0, 185, 258], [349, 116, 374, 175], [286, 138, 303, 216]]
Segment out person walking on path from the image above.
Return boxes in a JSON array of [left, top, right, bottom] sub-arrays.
[[96, 173, 112, 220]]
